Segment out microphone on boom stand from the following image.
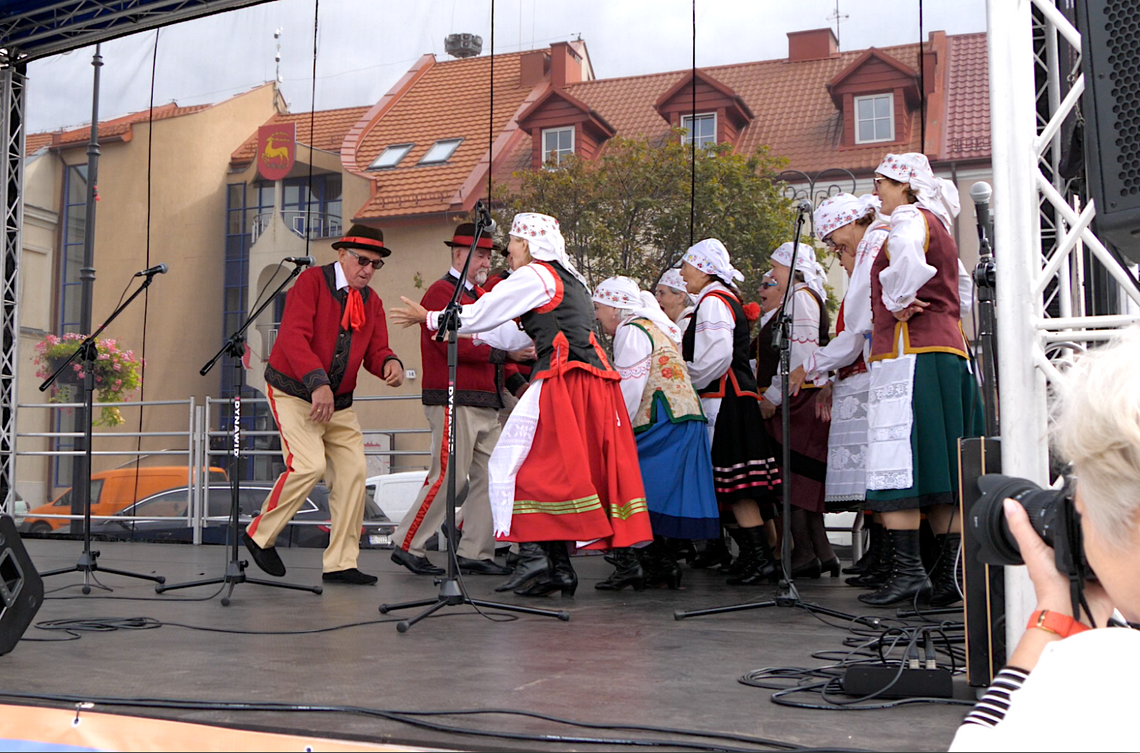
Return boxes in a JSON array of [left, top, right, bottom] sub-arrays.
[[970, 181, 999, 437]]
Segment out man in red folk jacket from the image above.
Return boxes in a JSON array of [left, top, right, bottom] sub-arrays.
[[243, 224, 404, 585], [390, 224, 533, 576]]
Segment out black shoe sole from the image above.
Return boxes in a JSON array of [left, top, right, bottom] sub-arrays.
[[242, 533, 286, 577]]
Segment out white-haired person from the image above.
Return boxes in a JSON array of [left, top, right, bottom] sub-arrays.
[[755, 241, 838, 579], [858, 153, 982, 607], [680, 238, 781, 586], [390, 213, 652, 598], [593, 276, 720, 590], [950, 326, 1140, 751], [789, 194, 892, 589], [655, 268, 696, 330]]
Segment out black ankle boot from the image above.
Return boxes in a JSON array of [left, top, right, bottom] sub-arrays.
[[640, 539, 682, 589], [846, 525, 891, 588], [928, 533, 963, 607], [844, 521, 881, 574], [495, 542, 550, 592], [516, 542, 577, 597], [690, 535, 733, 570], [721, 527, 754, 577], [726, 526, 776, 585], [858, 530, 931, 607], [664, 537, 698, 565], [595, 548, 646, 591]]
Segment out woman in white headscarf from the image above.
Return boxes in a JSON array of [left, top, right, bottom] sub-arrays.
[[679, 238, 781, 586], [753, 241, 838, 579], [857, 153, 982, 608], [391, 213, 652, 598], [789, 194, 892, 588], [593, 277, 720, 590], [655, 268, 696, 330]]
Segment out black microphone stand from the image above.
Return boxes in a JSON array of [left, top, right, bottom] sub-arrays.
[[676, 205, 875, 627], [37, 270, 167, 593], [380, 201, 569, 632], [157, 261, 322, 605], [972, 214, 999, 437]]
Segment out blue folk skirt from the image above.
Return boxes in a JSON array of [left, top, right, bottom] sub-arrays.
[[636, 396, 721, 540]]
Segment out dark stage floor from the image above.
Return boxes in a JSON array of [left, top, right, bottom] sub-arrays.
[[4, 539, 975, 751]]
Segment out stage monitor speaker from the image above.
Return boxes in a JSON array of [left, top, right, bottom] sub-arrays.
[[958, 437, 1005, 687], [0, 514, 43, 655], [1077, 0, 1140, 263]]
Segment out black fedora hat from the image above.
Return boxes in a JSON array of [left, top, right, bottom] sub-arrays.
[[332, 224, 392, 257], [444, 222, 503, 253]]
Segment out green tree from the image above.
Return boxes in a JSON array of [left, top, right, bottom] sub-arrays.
[[495, 131, 798, 303]]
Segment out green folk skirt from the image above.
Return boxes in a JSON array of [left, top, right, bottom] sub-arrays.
[[865, 352, 982, 512]]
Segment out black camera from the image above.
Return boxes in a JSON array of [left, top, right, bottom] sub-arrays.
[[969, 474, 1090, 579]]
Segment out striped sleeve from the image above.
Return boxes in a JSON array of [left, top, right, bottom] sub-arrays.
[[960, 667, 1030, 728]]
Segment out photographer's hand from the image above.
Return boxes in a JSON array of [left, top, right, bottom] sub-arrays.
[[1004, 499, 1114, 671]]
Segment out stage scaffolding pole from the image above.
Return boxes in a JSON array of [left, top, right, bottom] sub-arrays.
[[0, 63, 25, 521]]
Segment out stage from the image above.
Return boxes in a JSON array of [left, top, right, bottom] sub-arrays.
[[3, 539, 974, 751]]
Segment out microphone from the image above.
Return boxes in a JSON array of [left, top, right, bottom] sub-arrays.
[[474, 199, 496, 232], [795, 199, 813, 215], [134, 263, 168, 277], [970, 181, 992, 235], [283, 256, 315, 266]]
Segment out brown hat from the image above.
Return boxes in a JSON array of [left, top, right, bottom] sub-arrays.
[[444, 222, 504, 253], [332, 224, 392, 257]]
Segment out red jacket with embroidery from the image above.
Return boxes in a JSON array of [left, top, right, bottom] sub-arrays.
[[419, 273, 505, 408], [265, 264, 401, 410]]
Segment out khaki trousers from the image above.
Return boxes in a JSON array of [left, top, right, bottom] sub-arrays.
[[393, 404, 501, 560], [247, 387, 367, 573]]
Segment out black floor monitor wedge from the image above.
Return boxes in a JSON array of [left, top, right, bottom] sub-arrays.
[[0, 515, 43, 656]]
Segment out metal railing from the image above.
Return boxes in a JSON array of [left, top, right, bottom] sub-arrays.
[[13, 393, 429, 545], [250, 210, 342, 244]]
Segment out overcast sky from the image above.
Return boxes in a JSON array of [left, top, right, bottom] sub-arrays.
[[25, 0, 989, 134]]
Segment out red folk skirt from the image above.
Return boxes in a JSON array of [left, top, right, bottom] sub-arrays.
[[505, 368, 653, 549]]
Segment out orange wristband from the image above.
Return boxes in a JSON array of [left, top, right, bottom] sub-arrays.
[[1028, 609, 1091, 638]]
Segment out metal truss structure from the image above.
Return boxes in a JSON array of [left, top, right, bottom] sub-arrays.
[[0, 63, 21, 518], [988, 0, 1140, 646], [0, 0, 272, 62]]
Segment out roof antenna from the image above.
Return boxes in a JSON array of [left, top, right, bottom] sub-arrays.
[[274, 27, 284, 86], [826, 0, 848, 50]]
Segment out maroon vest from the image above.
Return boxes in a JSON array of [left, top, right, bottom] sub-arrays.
[[870, 206, 967, 361]]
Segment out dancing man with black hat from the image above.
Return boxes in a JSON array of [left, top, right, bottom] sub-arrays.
[[242, 224, 404, 586], [390, 224, 534, 578]]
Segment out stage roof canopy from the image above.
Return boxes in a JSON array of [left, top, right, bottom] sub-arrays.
[[0, 0, 272, 62]]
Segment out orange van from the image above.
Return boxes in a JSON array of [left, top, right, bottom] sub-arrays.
[[23, 466, 227, 533]]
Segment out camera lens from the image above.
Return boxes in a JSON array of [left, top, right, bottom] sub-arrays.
[[970, 475, 1067, 566]]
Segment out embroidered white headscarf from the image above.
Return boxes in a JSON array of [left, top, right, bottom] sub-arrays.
[[656, 267, 695, 307], [509, 212, 589, 290], [769, 242, 827, 300], [593, 276, 683, 344], [681, 238, 744, 284], [875, 153, 961, 231], [814, 193, 881, 240]]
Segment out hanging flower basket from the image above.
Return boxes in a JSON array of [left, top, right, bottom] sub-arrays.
[[34, 333, 142, 427]]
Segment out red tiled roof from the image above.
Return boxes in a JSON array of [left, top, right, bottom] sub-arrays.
[[41, 102, 212, 149], [24, 131, 52, 154], [230, 105, 371, 165], [943, 33, 990, 161], [351, 51, 541, 219]]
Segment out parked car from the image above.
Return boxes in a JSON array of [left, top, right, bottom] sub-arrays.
[[364, 470, 428, 548], [23, 466, 228, 534], [90, 483, 394, 550], [7, 491, 26, 527]]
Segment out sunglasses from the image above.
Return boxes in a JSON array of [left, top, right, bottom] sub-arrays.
[[345, 248, 385, 270], [760, 279, 778, 289]]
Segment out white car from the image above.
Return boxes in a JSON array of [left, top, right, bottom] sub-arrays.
[[363, 470, 428, 548], [8, 492, 26, 528]]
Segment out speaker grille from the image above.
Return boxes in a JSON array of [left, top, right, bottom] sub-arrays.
[[1106, 2, 1140, 196]]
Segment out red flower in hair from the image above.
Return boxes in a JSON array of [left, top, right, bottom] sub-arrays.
[[743, 302, 761, 323]]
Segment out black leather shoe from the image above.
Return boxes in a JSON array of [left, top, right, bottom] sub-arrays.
[[859, 530, 932, 607], [390, 547, 444, 576], [595, 548, 646, 592], [495, 542, 550, 592], [928, 533, 963, 607], [322, 568, 378, 585], [691, 536, 734, 570], [516, 543, 577, 597], [726, 526, 777, 586], [457, 556, 512, 576], [821, 557, 841, 577], [242, 531, 285, 577], [791, 557, 822, 579]]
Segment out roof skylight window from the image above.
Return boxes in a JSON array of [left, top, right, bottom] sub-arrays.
[[369, 143, 413, 169], [419, 138, 463, 165]]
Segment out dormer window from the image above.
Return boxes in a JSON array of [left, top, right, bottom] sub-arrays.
[[419, 138, 463, 165], [854, 94, 894, 144], [542, 127, 575, 165], [681, 113, 717, 148], [369, 143, 413, 170]]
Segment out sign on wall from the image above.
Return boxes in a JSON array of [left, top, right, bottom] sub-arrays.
[[256, 122, 296, 181]]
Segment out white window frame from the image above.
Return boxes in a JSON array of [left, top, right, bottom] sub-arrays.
[[368, 143, 413, 170], [541, 126, 575, 166], [853, 93, 895, 144], [418, 138, 464, 165], [681, 112, 717, 148]]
